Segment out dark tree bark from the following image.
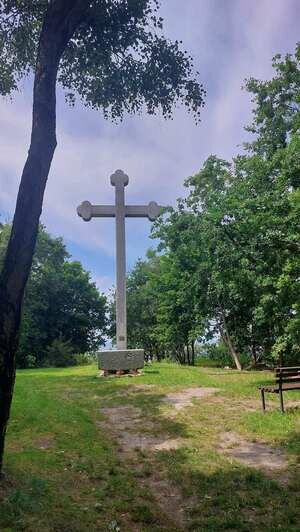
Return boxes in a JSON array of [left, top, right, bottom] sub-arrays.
[[0, 0, 87, 474], [155, 346, 162, 362], [250, 344, 258, 366], [176, 344, 186, 365], [186, 344, 191, 365], [191, 341, 195, 366], [182, 345, 186, 365]]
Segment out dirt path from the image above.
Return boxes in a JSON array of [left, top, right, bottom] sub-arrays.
[[97, 387, 222, 528], [100, 405, 184, 452], [98, 403, 189, 529], [97, 385, 292, 528], [162, 386, 220, 411]]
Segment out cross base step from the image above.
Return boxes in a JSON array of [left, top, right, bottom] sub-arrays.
[[98, 349, 144, 372]]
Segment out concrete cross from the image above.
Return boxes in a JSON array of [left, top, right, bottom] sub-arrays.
[[77, 169, 164, 351]]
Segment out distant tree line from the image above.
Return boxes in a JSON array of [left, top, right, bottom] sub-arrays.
[[110, 45, 300, 369], [0, 224, 107, 368]]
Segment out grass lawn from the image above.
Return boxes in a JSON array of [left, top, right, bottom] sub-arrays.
[[0, 362, 299, 531]]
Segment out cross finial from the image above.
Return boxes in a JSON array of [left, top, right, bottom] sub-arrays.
[[110, 169, 129, 187]]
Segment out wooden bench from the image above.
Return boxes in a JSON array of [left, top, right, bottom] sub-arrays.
[[259, 366, 300, 413]]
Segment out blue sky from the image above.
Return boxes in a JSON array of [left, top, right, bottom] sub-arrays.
[[0, 0, 299, 294]]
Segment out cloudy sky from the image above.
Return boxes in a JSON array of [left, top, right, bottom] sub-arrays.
[[0, 0, 299, 294]]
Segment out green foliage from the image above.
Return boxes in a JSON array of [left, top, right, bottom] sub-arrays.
[[0, 1, 205, 121], [124, 44, 300, 369], [0, 224, 107, 367], [45, 337, 76, 368], [244, 46, 300, 158], [108, 248, 199, 363], [126, 252, 163, 354], [108, 251, 165, 356], [204, 343, 234, 367], [23, 354, 37, 369], [74, 352, 96, 366]]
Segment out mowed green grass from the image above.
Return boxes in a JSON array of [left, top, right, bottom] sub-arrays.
[[1, 362, 299, 531]]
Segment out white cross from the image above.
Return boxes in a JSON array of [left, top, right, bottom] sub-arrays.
[[77, 169, 164, 350]]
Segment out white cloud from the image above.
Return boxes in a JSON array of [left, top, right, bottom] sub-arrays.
[[0, 0, 299, 285], [93, 275, 114, 296]]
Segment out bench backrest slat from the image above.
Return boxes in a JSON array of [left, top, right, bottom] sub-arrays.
[[276, 366, 300, 370], [274, 366, 300, 386], [275, 368, 299, 375], [275, 371, 300, 377], [275, 375, 300, 382]]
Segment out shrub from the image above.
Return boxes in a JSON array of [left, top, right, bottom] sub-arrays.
[[45, 338, 76, 368], [23, 354, 37, 368], [74, 352, 95, 366]]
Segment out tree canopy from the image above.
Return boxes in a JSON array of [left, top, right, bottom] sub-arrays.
[[119, 44, 300, 369], [0, 224, 107, 368], [0, 0, 205, 120]]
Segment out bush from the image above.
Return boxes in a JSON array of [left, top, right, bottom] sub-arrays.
[[74, 352, 95, 366], [25, 354, 37, 368], [195, 357, 221, 368], [197, 342, 232, 367], [198, 342, 250, 368], [45, 338, 76, 368]]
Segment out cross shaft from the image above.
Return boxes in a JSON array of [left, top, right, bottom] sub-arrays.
[[77, 169, 164, 350]]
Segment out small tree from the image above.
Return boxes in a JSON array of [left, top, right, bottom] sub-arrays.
[[45, 337, 76, 368]]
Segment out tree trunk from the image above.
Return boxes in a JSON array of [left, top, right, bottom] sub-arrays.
[[219, 311, 242, 371], [250, 344, 258, 367], [175, 345, 184, 365], [182, 345, 186, 365], [191, 341, 195, 366], [0, 0, 87, 474], [156, 347, 161, 362], [225, 333, 242, 371], [186, 344, 191, 365]]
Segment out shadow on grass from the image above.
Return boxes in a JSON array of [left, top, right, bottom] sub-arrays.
[[282, 428, 300, 455], [157, 446, 299, 531], [98, 389, 190, 439]]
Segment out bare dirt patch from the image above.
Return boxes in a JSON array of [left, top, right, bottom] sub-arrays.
[[99, 406, 185, 452], [206, 395, 300, 414], [286, 400, 300, 409], [131, 384, 156, 392], [219, 431, 288, 471], [208, 395, 261, 413], [32, 434, 55, 450], [163, 387, 220, 411], [98, 404, 191, 529], [139, 472, 189, 529]]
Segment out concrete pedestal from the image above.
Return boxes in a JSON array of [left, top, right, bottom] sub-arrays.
[[98, 349, 144, 372]]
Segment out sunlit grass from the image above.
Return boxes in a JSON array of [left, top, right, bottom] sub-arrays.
[[1, 362, 299, 531]]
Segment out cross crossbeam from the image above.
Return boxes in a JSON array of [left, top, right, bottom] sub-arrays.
[[77, 169, 164, 350], [77, 201, 161, 221]]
